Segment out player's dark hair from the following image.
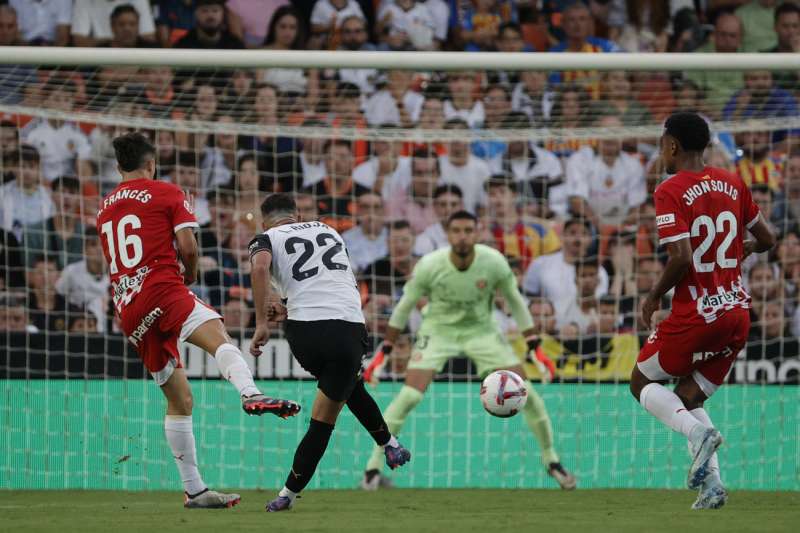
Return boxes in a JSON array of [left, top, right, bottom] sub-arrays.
[[113, 132, 156, 172], [111, 3, 140, 22], [51, 176, 80, 192], [446, 210, 478, 227], [775, 2, 800, 23], [664, 111, 710, 152], [261, 193, 296, 218], [433, 184, 463, 199]]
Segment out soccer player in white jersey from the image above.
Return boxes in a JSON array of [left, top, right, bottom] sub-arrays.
[[249, 193, 411, 512], [361, 210, 576, 490]]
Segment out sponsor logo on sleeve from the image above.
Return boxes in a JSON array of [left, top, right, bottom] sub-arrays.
[[656, 213, 676, 227]]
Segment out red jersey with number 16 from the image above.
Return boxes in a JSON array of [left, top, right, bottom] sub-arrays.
[[654, 166, 760, 326], [96, 179, 198, 315]]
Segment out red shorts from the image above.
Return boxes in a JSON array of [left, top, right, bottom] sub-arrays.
[[120, 285, 221, 385], [637, 307, 750, 397]]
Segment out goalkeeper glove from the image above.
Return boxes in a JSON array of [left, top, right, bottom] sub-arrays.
[[525, 335, 555, 384], [363, 342, 392, 386]]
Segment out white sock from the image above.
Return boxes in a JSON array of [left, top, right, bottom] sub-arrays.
[[690, 407, 722, 486], [164, 415, 206, 495], [639, 383, 706, 439], [279, 485, 298, 502], [215, 343, 260, 397], [383, 435, 399, 448]]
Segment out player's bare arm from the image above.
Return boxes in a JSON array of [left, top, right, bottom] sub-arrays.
[[743, 213, 777, 258], [175, 227, 199, 286], [641, 238, 692, 329], [249, 248, 273, 357]]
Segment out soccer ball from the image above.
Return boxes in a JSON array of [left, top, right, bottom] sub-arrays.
[[479, 370, 528, 418]]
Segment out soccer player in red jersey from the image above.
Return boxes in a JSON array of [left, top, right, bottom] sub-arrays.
[[630, 112, 776, 510], [96, 133, 300, 508]]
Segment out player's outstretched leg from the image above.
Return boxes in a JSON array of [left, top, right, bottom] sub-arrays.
[[517, 376, 576, 490], [267, 389, 343, 512], [187, 318, 300, 418], [160, 368, 241, 509], [346, 379, 411, 472], [362, 371, 431, 490]]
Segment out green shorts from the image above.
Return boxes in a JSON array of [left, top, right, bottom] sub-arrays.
[[407, 323, 520, 377]]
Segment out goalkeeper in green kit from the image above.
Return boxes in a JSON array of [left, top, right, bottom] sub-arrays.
[[360, 210, 576, 490]]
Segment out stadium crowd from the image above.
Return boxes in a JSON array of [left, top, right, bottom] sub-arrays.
[[0, 0, 798, 380]]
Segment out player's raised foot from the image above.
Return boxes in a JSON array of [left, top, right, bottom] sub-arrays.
[[266, 495, 294, 512], [184, 488, 241, 509], [360, 469, 395, 491], [687, 427, 723, 490], [547, 462, 577, 490], [242, 394, 301, 418], [692, 484, 728, 510], [384, 442, 411, 470]]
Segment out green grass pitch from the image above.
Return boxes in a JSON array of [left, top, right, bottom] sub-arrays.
[[1, 490, 798, 533]]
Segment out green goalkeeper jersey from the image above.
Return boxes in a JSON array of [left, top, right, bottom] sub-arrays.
[[388, 244, 534, 332]]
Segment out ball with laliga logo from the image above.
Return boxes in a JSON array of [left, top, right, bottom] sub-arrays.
[[479, 370, 528, 418]]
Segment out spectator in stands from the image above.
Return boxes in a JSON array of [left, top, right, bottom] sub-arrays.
[[141, 66, 177, 119], [737, 0, 779, 52], [170, 150, 211, 225], [71, 0, 156, 47], [310, 0, 365, 49], [365, 71, 425, 127], [221, 290, 254, 334], [613, 0, 669, 53], [528, 297, 559, 337], [439, 119, 491, 214], [261, 6, 315, 97], [102, 4, 156, 48], [297, 119, 327, 188], [23, 176, 84, 269], [0, 145, 54, 240], [485, 175, 561, 271], [444, 72, 484, 128], [565, 114, 647, 228], [339, 13, 375, 50], [26, 255, 67, 332], [590, 71, 653, 126], [0, 226, 23, 289], [304, 139, 368, 233], [343, 191, 388, 273], [523, 217, 609, 319], [413, 184, 463, 256], [66, 306, 98, 333], [686, 12, 744, 115], [23, 79, 93, 182], [418, 93, 446, 130], [353, 125, 411, 199], [0, 291, 36, 332], [545, 84, 593, 158], [603, 230, 637, 298], [0, 6, 37, 106], [724, 69, 798, 121], [0, 4, 24, 45], [376, 0, 438, 51], [734, 129, 783, 192], [221, 68, 255, 117], [452, 0, 505, 51], [360, 219, 416, 300], [764, 2, 800, 91], [226, 0, 289, 48], [511, 70, 555, 126], [471, 84, 512, 162], [491, 23, 534, 87], [386, 146, 440, 233], [201, 115, 238, 191], [54, 227, 109, 332], [181, 83, 220, 150], [556, 257, 602, 337], [1, 120, 19, 182], [198, 185, 237, 274], [496, 112, 565, 218], [775, 151, 800, 233], [749, 300, 798, 362], [748, 261, 783, 306], [548, 1, 620, 99], [8, 0, 70, 46], [776, 227, 800, 302], [154, 0, 197, 46], [230, 153, 262, 224], [174, 0, 244, 49]]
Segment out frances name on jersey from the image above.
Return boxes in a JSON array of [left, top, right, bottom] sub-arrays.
[[682, 178, 738, 206]]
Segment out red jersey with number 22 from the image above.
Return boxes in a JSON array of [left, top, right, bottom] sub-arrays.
[[654, 166, 760, 326], [96, 178, 198, 316]]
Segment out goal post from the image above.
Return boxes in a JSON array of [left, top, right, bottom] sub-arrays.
[[0, 48, 798, 492]]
